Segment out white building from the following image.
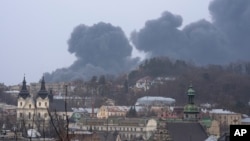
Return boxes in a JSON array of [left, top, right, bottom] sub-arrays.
[[136, 96, 176, 106], [135, 76, 153, 91]]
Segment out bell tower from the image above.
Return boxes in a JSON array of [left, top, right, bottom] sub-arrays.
[[183, 84, 200, 121]]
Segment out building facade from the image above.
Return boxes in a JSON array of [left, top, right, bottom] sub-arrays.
[[71, 118, 157, 141], [97, 106, 129, 119], [16, 77, 51, 132]]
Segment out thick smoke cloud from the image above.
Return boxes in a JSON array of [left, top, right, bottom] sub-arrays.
[[45, 22, 138, 82], [131, 0, 250, 65], [131, 11, 188, 60], [209, 0, 250, 60], [46, 0, 250, 82], [182, 19, 229, 64]]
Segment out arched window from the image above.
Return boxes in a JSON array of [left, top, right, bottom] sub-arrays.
[[39, 102, 41, 107], [29, 104, 31, 109], [20, 102, 22, 106]]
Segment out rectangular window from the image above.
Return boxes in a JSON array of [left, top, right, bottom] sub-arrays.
[[20, 113, 23, 117], [29, 112, 31, 119], [44, 113, 47, 118]]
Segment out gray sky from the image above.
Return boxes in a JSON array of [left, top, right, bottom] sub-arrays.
[[0, 0, 211, 86]]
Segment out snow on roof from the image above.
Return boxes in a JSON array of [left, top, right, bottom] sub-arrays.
[[136, 96, 175, 105], [106, 106, 129, 112], [72, 108, 99, 113], [242, 118, 250, 123], [209, 109, 235, 114], [4, 90, 19, 94], [205, 135, 217, 141]]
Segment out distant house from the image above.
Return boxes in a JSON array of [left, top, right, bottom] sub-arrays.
[[97, 106, 130, 119], [209, 109, 241, 126], [135, 76, 153, 91], [151, 76, 176, 85]]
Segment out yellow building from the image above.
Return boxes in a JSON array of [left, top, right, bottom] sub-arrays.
[[97, 106, 129, 119], [209, 109, 241, 125], [209, 109, 241, 134]]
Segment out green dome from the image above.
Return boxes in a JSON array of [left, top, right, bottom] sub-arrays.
[[187, 86, 195, 96], [71, 112, 82, 121], [183, 104, 199, 113]]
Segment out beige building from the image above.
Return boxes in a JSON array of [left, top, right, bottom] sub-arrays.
[[16, 77, 51, 130], [209, 109, 241, 125], [71, 117, 157, 140], [97, 106, 129, 119]]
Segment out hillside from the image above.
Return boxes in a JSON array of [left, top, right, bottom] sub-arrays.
[[128, 57, 250, 114]]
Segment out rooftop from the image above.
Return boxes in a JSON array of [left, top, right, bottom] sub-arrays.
[[167, 122, 208, 141], [209, 109, 236, 114], [136, 96, 175, 105]]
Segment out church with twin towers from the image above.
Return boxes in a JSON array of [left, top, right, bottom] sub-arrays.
[[16, 76, 53, 132]]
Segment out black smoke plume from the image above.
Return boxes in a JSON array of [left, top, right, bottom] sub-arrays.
[[45, 22, 138, 82], [131, 0, 250, 65], [209, 0, 250, 60], [45, 0, 250, 82]]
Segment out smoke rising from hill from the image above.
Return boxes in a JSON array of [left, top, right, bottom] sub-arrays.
[[131, 0, 250, 65], [45, 0, 250, 82], [45, 22, 138, 82]]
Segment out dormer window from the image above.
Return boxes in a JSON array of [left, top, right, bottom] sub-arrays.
[[29, 104, 31, 109], [20, 102, 22, 106], [39, 102, 41, 107], [45, 102, 47, 107]]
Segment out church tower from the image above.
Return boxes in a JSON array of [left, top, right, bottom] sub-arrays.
[[36, 76, 50, 121], [183, 84, 200, 121], [17, 77, 36, 129]]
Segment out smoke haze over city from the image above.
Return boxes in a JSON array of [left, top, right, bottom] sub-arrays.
[[1, 0, 250, 84]]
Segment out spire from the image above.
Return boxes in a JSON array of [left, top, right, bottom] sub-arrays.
[[40, 76, 46, 91], [187, 83, 195, 104], [22, 76, 27, 90], [37, 76, 49, 99], [183, 83, 200, 121], [18, 76, 30, 99]]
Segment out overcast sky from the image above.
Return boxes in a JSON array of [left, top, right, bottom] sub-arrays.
[[0, 0, 211, 86]]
